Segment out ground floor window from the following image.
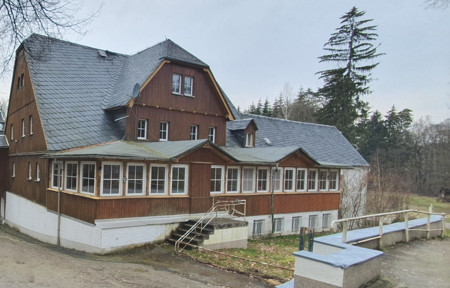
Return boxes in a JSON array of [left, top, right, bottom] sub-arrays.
[[52, 161, 62, 188], [272, 168, 282, 192], [308, 169, 318, 191], [329, 170, 339, 191], [296, 168, 307, 191], [273, 218, 283, 233], [171, 165, 188, 195], [309, 215, 318, 229], [253, 219, 264, 236], [226, 167, 240, 193], [150, 165, 168, 195], [257, 168, 269, 192], [322, 213, 332, 229], [242, 167, 255, 193], [210, 165, 224, 193], [292, 216, 302, 232], [81, 162, 96, 195], [65, 162, 78, 191], [127, 164, 145, 195]]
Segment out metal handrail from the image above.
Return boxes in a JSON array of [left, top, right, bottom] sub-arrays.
[[331, 208, 446, 244], [175, 199, 246, 253]]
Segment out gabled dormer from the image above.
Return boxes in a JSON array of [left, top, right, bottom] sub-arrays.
[[227, 119, 258, 148]]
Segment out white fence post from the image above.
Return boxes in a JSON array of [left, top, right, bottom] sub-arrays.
[[405, 212, 409, 242]]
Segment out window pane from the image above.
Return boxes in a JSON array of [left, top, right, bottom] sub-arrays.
[[128, 165, 144, 194], [242, 168, 254, 192], [308, 169, 317, 191], [297, 169, 306, 191], [257, 169, 268, 192], [81, 163, 95, 194], [172, 166, 186, 194], [151, 166, 166, 194], [172, 74, 181, 94], [184, 76, 193, 96], [284, 169, 294, 191], [272, 169, 282, 192]]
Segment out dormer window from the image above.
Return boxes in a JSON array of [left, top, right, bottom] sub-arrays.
[[172, 74, 182, 94], [137, 119, 147, 140], [245, 132, 253, 147]]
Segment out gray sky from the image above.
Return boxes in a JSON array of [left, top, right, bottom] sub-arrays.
[[1, 0, 449, 122]]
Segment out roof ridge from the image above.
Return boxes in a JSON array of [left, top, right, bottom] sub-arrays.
[[242, 113, 339, 130]]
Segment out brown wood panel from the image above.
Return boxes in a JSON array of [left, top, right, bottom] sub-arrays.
[[273, 193, 340, 214], [189, 163, 213, 213], [212, 194, 272, 216], [280, 152, 317, 168], [47, 191, 97, 223], [0, 148, 9, 196], [179, 147, 231, 164]]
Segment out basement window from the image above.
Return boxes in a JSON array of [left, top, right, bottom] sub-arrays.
[[253, 219, 264, 236]]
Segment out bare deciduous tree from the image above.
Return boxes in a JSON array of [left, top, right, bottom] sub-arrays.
[[0, 0, 99, 76]]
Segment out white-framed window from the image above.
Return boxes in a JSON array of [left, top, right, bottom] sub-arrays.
[[242, 167, 255, 193], [137, 119, 147, 140], [101, 162, 122, 196], [210, 165, 224, 194], [208, 127, 216, 143], [171, 164, 188, 195], [309, 215, 318, 229], [273, 218, 283, 233], [292, 216, 302, 232], [329, 170, 339, 191], [160, 122, 169, 141], [189, 125, 198, 140], [127, 163, 146, 195], [35, 162, 40, 181], [226, 167, 240, 193], [184, 76, 193, 96], [29, 115, 33, 135], [172, 73, 182, 94], [21, 118, 25, 137], [296, 168, 307, 192], [322, 213, 332, 229], [245, 133, 252, 147], [10, 124, 13, 140], [257, 168, 269, 192], [65, 162, 78, 192], [308, 169, 318, 191], [12, 162, 15, 178], [272, 168, 282, 192], [284, 168, 295, 192], [319, 170, 328, 191], [27, 162, 32, 180], [81, 162, 96, 195], [52, 161, 62, 189], [253, 219, 264, 236], [150, 164, 168, 195]]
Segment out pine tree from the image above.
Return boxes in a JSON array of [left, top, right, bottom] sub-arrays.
[[316, 6, 383, 144]]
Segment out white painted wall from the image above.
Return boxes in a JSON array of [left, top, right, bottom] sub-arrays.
[[340, 168, 368, 219]]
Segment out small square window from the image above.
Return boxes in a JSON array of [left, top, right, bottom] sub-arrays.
[[184, 76, 193, 96], [172, 74, 181, 94]]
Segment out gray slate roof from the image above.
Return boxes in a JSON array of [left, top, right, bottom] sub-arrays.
[[23, 34, 207, 151], [0, 135, 8, 148], [226, 113, 368, 167]]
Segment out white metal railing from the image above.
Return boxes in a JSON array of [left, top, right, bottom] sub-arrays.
[[175, 199, 246, 253], [331, 207, 446, 245]]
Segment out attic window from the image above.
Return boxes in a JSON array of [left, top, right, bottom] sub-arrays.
[[17, 73, 24, 89], [172, 74, 182, 94], [245, 133, 253, 147], [137, 119, 148, 140]]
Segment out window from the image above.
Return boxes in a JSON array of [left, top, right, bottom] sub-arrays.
[[245, 133, 252, 147], [12, 162, 15, 178], [319, 170, 328, 191], [292, 216, 302, 232], [272, 168, 282, 192], [329, 170, 339, 191], [284, 168, 295, 192], [101, 162, 122, 196], [171, 165, 188, 195], [35, 163, 40, 181], [322, 213, 332, 229], [21, 119, 25, 137], [296, 169, 307, 191], [308, 169, 318, 191], [10, 124, 13, 140], [52, 162, 62, 189], [309, 215, 318, 229], [29, 115, 33, 135], [208, 127, 216, 143], [257, 168, 269, 192], [242, 167, 255, 193], [226, 167, 240, 193], [65, 162, 78, 191], [81, 162, 96, 195], [189, 125, 198, 140], [27, 162, 32, 180], [17, 73, 24, 89], [273, 218, 283, 233], [253, 219, 264, 236], [172, 74, 182, 94], [184, 76, 193, 96], [137, 119, 147, 140], [160, 122, 169, 141], [127, 164, 145, 195], [210, 166, 224, 194], [150, 165, 168, 195]]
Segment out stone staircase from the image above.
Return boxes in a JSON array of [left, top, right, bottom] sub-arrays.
[[168, 220, 215, 250]]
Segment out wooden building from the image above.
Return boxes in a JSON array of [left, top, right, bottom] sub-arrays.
[[1, 34, 368, 253]]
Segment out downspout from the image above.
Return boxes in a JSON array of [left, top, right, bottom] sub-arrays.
[[55, 159, 62, 246], [270, 163, 278, 235]]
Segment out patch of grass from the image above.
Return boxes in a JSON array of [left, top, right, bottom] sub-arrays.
[[184, 232, 330, 285], [409, 195, 450, 219]]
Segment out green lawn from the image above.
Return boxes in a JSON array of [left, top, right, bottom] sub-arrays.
[[408, 194, 450, 220]]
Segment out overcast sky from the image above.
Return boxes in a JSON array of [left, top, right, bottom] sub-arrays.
[[1, 0, 449, 123]]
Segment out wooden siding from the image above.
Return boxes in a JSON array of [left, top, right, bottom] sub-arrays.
[[189, 163, 213, 213], [0, 148, 9, 196], [280, 152, 316, 168], [179, 147, 232, 164], [125, 63, 229, 145]]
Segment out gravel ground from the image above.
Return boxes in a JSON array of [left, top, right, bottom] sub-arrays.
[[0, 225, 270, 288]]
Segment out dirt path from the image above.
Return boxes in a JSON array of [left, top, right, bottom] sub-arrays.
[[368, 237, 450, 288], [0, 226, 270, 288]]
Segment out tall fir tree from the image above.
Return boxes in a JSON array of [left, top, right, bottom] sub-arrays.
[[316, 6, 383, 145]]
